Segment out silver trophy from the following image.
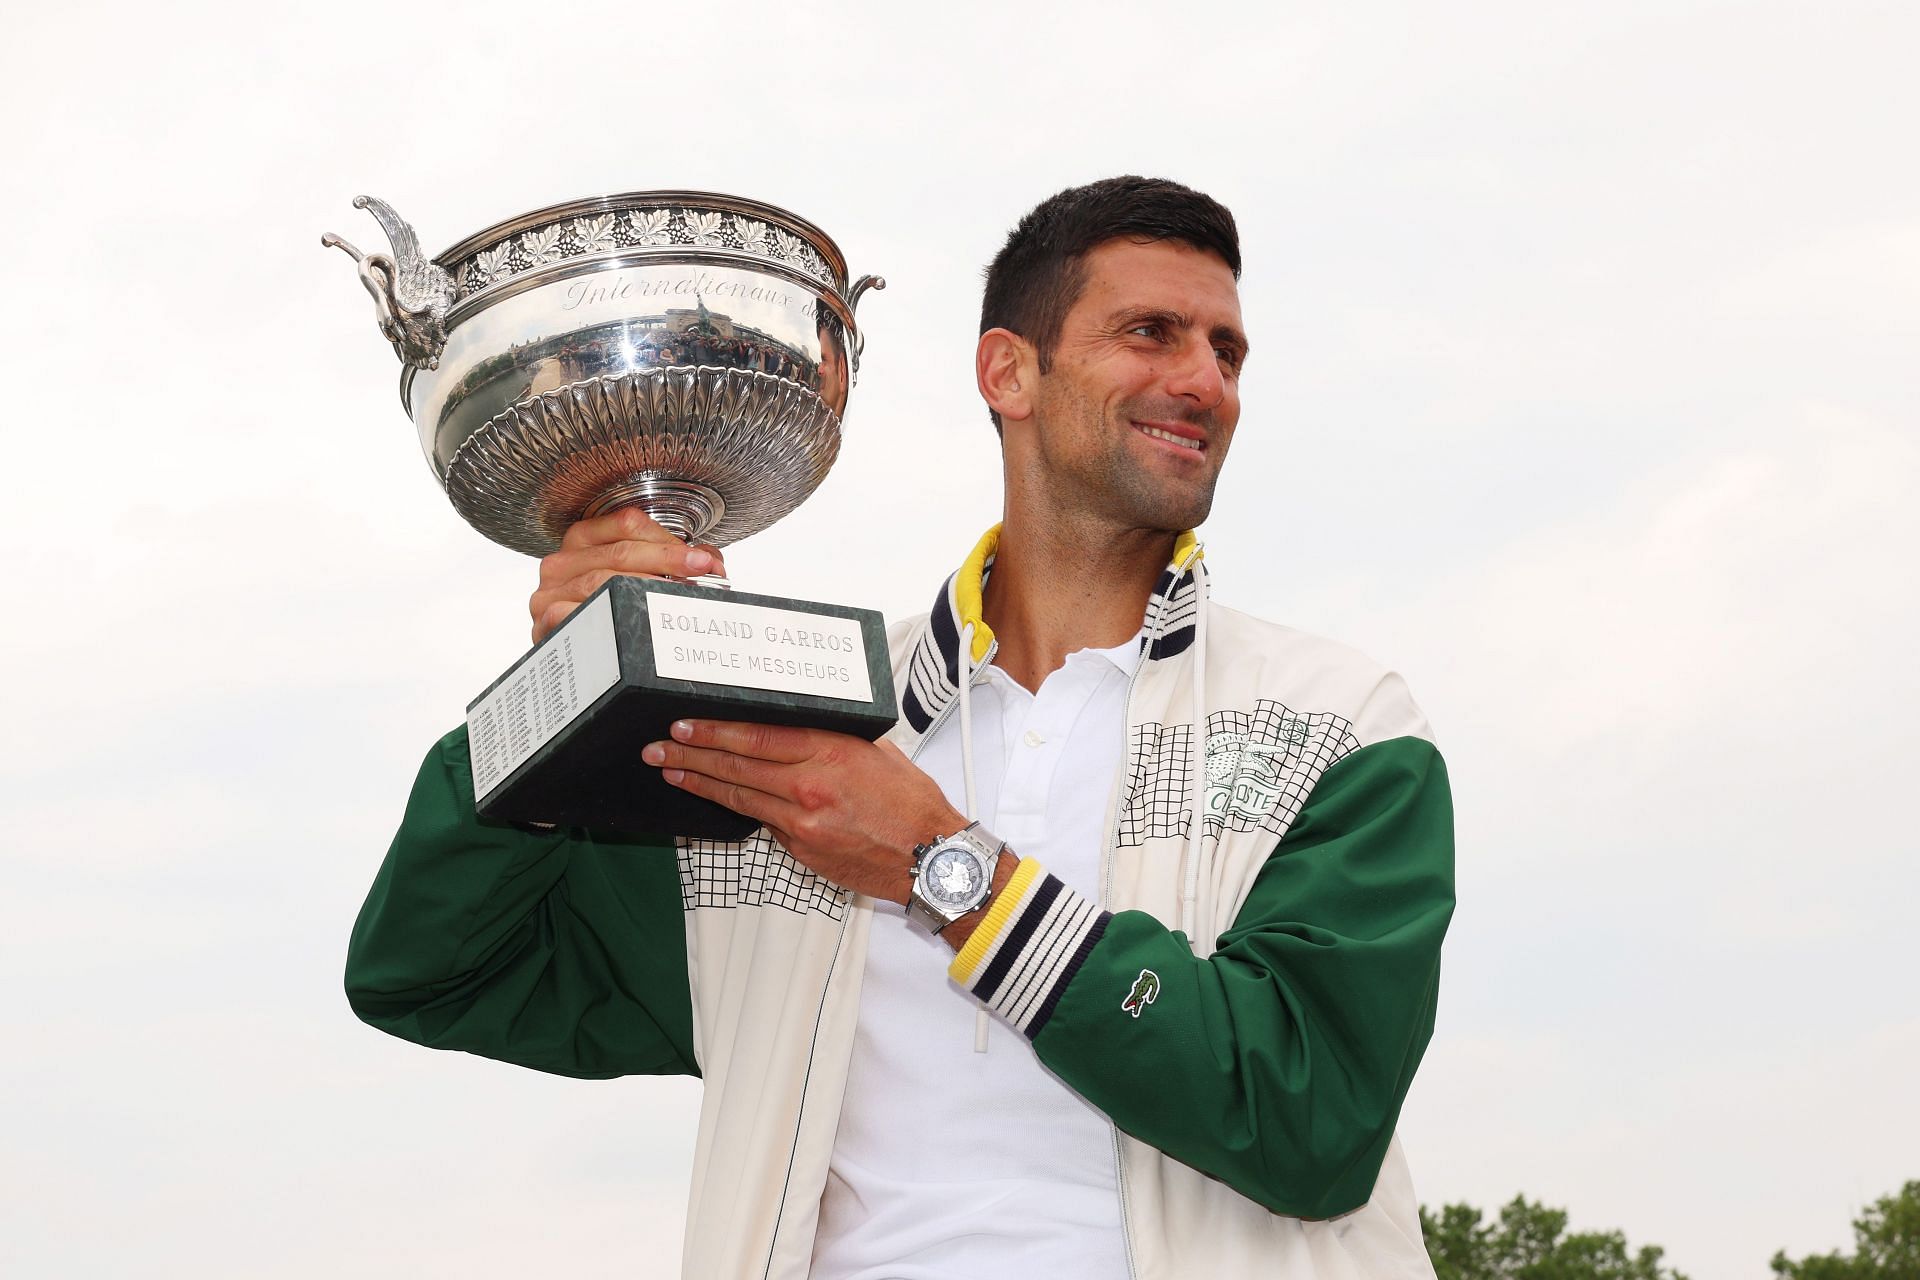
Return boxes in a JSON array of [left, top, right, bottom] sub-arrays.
[[326, 192, 897, 838]]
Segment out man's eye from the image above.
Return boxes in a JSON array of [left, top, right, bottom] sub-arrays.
[[1129, 323, 1163, 340]]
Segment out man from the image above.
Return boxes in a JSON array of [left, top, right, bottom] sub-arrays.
[[347, 176, 1455, 1279]]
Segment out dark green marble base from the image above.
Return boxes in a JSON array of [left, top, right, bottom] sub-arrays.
[[465, 577, 896, 841]]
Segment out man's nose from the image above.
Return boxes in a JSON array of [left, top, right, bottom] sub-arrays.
[[1165, 339, 1226, 411]]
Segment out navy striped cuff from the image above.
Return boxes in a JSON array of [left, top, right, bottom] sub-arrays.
[[948, 862, 1110, 1039]]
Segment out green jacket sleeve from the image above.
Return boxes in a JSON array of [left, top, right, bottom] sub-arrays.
[[345, 725, 698, 1080], [950, 735, 1452, 1219]]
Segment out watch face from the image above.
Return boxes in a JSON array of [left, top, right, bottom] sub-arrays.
[[922, 845, 986, 912]]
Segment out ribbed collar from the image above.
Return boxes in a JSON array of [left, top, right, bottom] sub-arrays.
[[901, 524, 1205, 734]]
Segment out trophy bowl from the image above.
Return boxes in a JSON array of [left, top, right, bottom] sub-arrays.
[[325, 191, 884, 555]]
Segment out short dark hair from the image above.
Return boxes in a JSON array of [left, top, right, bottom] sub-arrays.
[[979, 176, 1240, 431]]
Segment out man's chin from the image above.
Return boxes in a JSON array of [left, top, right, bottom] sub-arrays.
[[1147, 483, 1218, 535], [1128, 497, 1216, 540], [1047, 464, 1218, 538]]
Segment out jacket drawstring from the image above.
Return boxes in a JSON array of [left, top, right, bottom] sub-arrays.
[[1179, 553, 1211, 945], [959, 621, 991, 1053], [958, 621, 979, 821]]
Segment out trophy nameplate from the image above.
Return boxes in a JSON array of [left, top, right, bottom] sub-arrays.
[[465, 578, 894, 841]]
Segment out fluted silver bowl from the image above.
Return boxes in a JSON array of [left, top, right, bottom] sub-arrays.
[[325, 191, 883, 554]]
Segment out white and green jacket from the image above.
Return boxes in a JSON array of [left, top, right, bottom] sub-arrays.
[[347, 529, 1456, 1279]]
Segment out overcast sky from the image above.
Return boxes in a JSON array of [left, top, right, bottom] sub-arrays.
[[3, 2, 1915, 1276]]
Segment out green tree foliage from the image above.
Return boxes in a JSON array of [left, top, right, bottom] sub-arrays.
[[1420, 1195, 1687, 1280], [1771, 1181, 1920, 1280]]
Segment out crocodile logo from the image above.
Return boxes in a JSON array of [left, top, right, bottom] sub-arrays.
[[1121, 969, 1160, 1019]]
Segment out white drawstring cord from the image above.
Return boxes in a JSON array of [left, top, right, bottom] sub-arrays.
[[958, 622, 978, 817], [1180, 553, 1211, 945], [959, 621, 991, 1054]]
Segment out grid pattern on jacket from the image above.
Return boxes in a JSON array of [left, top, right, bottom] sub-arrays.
[[678, 829, 849, 919], [1117, 701, 1360, 845]]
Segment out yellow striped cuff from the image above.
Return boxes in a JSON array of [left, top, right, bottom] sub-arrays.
[[948, 857, 1043, 984]]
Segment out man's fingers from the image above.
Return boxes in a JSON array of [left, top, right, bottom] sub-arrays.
[[669, 719, 821, 764], [560, 506, 721, 575], [558, 505, 680, 551], [540, 537, 712, 591], [580, 538, 715, 582], [661, 766, 795, 830], [644, 741, 786, 795], [532, 600, 576, 644], [531, 529, 726, 644], [530, 569, 617, 624]]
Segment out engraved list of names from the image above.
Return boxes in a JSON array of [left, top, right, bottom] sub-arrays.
[[468, 591, 621, 799]]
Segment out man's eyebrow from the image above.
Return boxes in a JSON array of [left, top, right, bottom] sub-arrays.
[[1107, 305, 1189, 330], [1108, 306, 1249, 354]]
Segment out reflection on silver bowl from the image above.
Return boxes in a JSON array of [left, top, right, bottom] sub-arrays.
[[324, 192, 883, 553]]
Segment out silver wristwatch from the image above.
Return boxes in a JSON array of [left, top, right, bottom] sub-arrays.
[[906, 821, 1005, 934]]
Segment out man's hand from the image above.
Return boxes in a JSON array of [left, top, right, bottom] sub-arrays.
[[529, 508, 726, 643], [642, 720, 965, 906]]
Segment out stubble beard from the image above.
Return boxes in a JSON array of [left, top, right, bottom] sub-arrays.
[[1031, 384, 1225, 535]]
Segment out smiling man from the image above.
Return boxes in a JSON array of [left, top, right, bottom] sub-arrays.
[[347, 176, 1455, 1279]]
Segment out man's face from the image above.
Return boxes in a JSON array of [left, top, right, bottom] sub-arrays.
[[1020, 237, 1247, 533]]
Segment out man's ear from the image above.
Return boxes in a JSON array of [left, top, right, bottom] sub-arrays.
[[976, 328, 1036, 425]]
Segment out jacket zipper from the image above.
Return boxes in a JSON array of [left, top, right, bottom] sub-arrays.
[[932, 628, 1143, 1278], [758, 642, 990, 1280], [1102, 553, 1201, 1280], [763, 610, 1164, 1279], [1102, 645, 1153, 1280]]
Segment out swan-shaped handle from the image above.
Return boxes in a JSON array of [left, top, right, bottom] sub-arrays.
[[322, 196, 456, 371]]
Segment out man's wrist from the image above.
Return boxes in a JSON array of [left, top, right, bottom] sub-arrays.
[[938, 850, 1018, 953]]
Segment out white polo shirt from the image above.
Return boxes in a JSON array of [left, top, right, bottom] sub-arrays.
[[810, 634, 1141, 1279]]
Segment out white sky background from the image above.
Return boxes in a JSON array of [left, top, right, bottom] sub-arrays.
[[1, 1, 1914, 1275]]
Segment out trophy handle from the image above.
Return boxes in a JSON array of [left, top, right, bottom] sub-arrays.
[[848, 274, 886, 311], [322, 196, 456, 372], [845, 274, 886, 376]]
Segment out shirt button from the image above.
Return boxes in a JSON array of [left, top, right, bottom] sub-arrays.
[[1023, 730, 1045, 748]]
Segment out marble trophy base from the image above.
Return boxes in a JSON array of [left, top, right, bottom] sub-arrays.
[[465, 576, 896, 841]]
